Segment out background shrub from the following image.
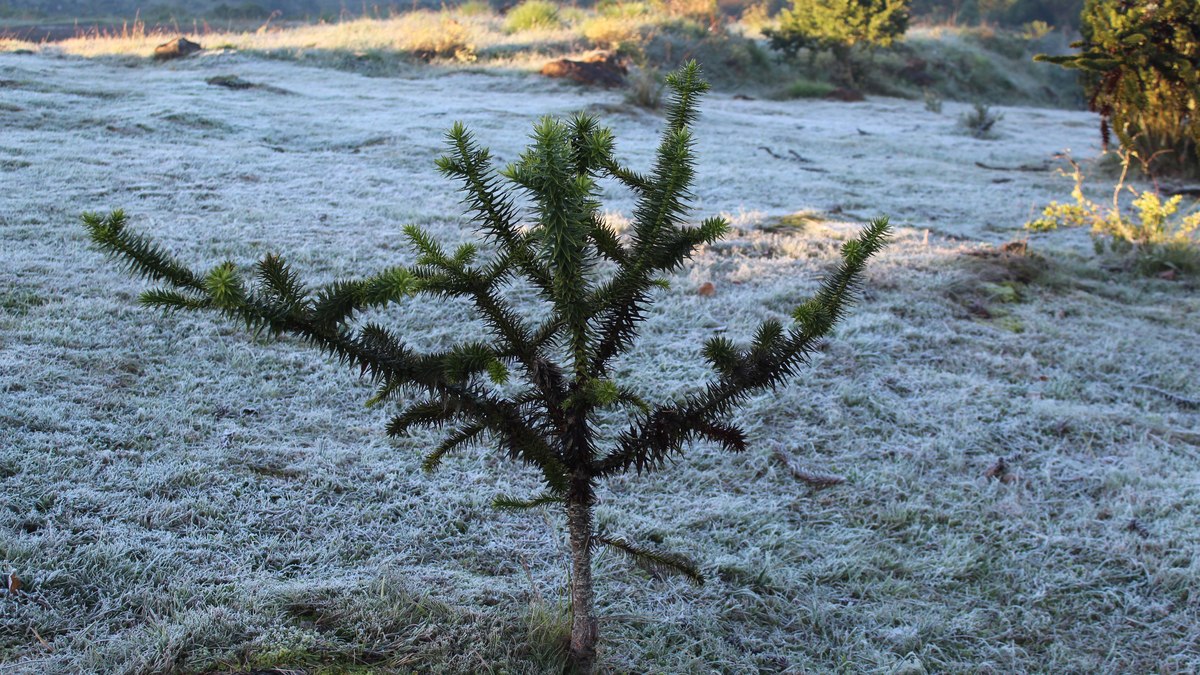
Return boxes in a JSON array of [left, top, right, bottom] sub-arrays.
[[765, 0, 911, 85], [1036, 0, 1200, 177], [1026, 152, 1200, 275], [505, 0, 562, 32]]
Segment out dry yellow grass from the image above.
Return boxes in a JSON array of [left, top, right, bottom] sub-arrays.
[[37, 14, 474, 61], [0, 11, 576, 64]]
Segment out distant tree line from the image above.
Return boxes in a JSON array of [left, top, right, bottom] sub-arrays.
[[0, 0, 404, 22], [909, 0, 1084, 28], [2, 0, 1083, 28]]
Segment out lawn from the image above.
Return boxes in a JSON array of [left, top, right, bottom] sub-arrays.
[[0, 28, 1197, 673]]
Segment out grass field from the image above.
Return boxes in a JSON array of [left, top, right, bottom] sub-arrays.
[[1, 26, 1198, 674]]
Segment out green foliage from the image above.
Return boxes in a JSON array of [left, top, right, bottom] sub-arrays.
[[456, 0, 493, 16], [505, 0, 563, 32], [625, 68, 664, 110], [84, 62, 889, 669], [1019, 19, 1054, 41], [781, 77, 837, 99], [1035, 0, 1200, 177], [909, 0, 1082, 26], [594, 533, 704, 583], [923, 88, 943, 113], [765, 0, 910, 85], [765, 0, 911, 57], [958, 102, 1003, 138], [1026, 151, 1200, 274]]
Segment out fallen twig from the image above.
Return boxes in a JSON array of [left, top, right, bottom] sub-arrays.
[[757, 147, 828, 172], [772, 448, 846, 488], [1164, 186, 1200, 198], [29, 625, 52, 652], [974, 161, 1051, 172], [206, 75, 292, 95], [757, 146, 786, 160], [1132, 384, 1200, 409]]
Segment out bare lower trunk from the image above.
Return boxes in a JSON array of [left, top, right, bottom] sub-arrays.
[[566, 489, 598, 674]]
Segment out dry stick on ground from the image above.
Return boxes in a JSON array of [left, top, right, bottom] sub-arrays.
[[757, 146, 829, 172], [975, 160, 1053, 172], [1132, 384, 1200, 409], [771, 447, 846, 488], [84, 62, 888, 673]]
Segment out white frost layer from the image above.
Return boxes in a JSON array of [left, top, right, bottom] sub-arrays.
[[1, 52, 1197, 674]]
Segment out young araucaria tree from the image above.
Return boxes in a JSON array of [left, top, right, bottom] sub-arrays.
[[85, 62, 889, 673]]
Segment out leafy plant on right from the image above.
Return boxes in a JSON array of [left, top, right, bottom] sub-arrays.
[[1026, 151, 1200, 275], [1035, 0, 1200, 177]]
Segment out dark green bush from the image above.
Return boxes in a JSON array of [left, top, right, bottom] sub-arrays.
[[1036, 0, 1200, 177]]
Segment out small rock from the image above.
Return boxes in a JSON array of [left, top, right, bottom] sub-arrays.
[[154, 37, 203, 61], [984, 456, 1016, 483]]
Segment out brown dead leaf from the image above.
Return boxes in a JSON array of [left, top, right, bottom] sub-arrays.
[[6, 572, 22, 594], [697, 282, 716, 297], [1126, 518, 1150, 538], [1001, 240, 1028, 256], [984, 457, 1010, 482], [967, 301, 992, 319]]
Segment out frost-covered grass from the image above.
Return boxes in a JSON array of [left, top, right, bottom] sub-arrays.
[[1, 50, 1198, 673]]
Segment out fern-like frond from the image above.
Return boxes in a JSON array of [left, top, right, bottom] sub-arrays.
[[139, 288, 211, 313], [599, 218, 890, 476], [386, 398, 466, 436], [423, 422, 487, 472], [594, 534, 704, 585], [492, 492, 565, 510], [310, 266, 419, 329], [404, 224, 449, 267], [255, 253, 308, 313], [84, 210, 203, 290]]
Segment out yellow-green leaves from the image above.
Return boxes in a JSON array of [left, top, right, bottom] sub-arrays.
[[204, 262, 245, 309]]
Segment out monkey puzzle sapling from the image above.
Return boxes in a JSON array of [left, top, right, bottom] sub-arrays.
[[85, 61, 889, 673]]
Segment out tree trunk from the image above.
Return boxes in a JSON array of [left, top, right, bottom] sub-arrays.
[[566, 488, 598, 674]]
